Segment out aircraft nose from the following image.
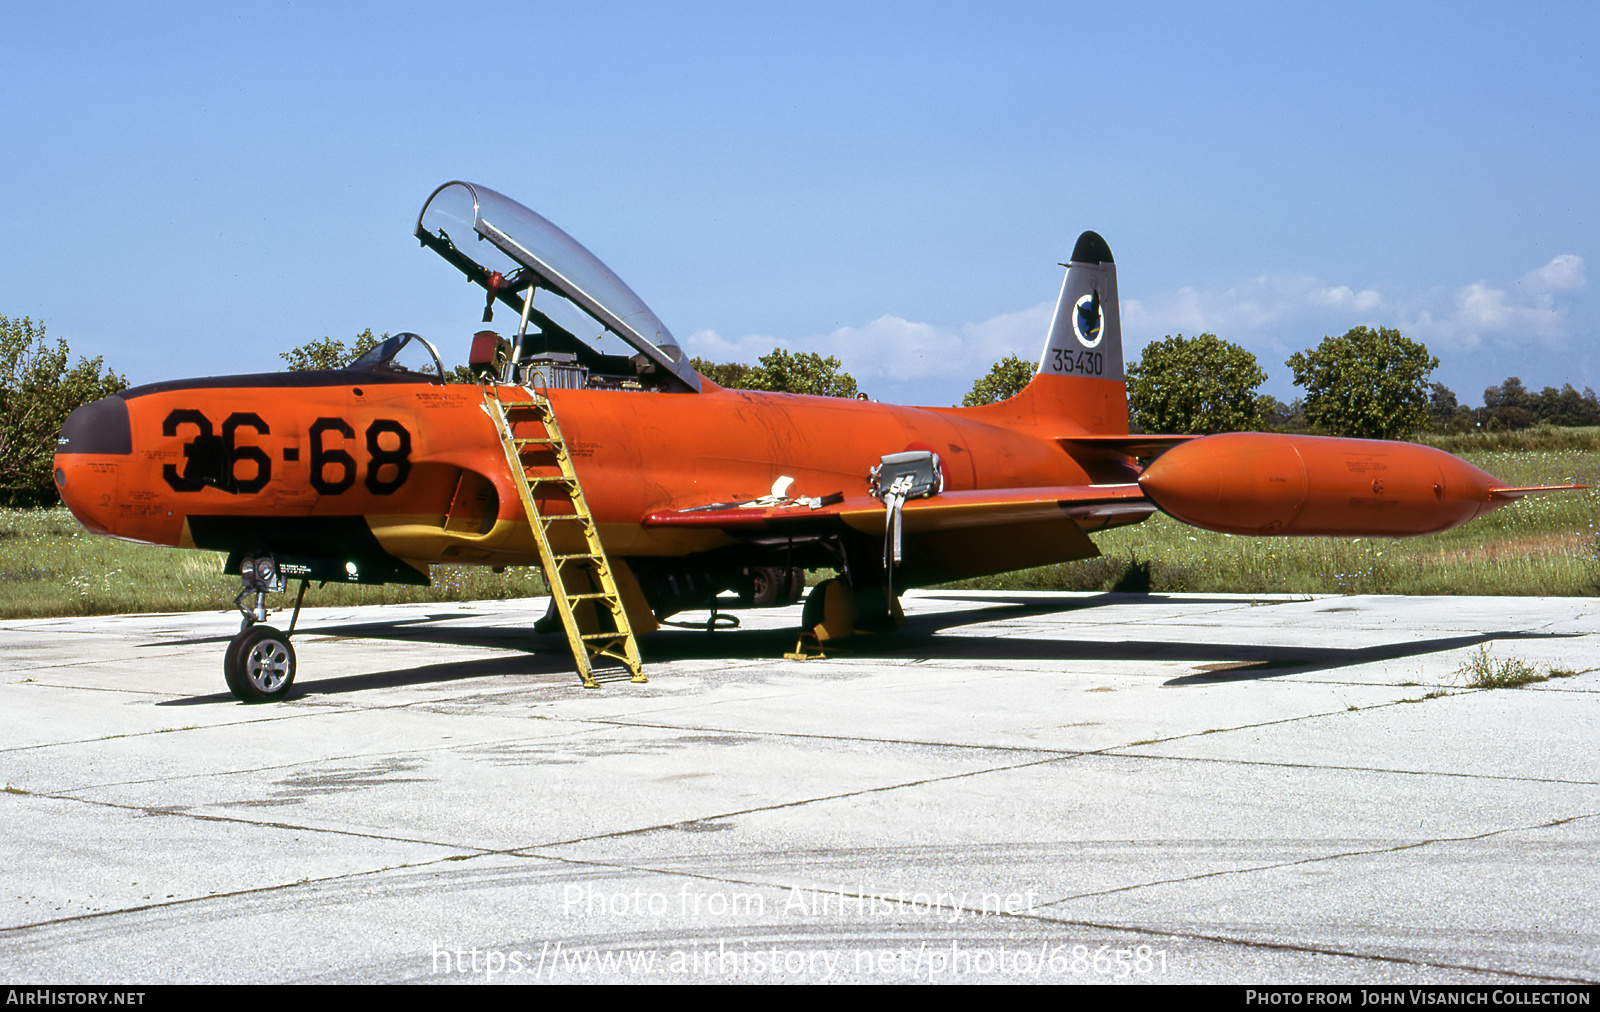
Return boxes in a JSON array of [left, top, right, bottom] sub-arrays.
[[53, 394, 133, 534]]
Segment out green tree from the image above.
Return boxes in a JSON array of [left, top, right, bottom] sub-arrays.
[[1257, 395, 1307, 432], [1477, 376, 1600, 429], [1126, 333, 1267, 434], [692, 349, 858, 398], [1536, 384, 1600, 427], [691, 358, 758, 390], [1286, 326, 1438, 440], [1480, 378, 1536, 431], [280, 328, 383, 371], [1427, 381, 1474, 434], [962, 354, 1036, 406], [1, 316, 128, 506]]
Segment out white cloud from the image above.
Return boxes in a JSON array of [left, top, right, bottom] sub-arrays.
[[687, 254, 1592, 403], [1125, 275, 1387, 347], [1313, 284, 1383, 312], [1125, 256, 1588, 359], [682, 327, 781, 363], [1407, 260, 1584, 349], [1523, 254, 1585, 293], [686, 302, 1052, 387]]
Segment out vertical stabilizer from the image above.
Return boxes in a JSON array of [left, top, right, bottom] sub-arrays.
[[1039, 230, 1123, 384]]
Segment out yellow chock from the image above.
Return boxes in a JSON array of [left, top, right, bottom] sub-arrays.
[[784, 631, 828, 661]]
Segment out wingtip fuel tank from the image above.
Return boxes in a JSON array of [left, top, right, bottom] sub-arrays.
[[1137, 432, 1569, 538]]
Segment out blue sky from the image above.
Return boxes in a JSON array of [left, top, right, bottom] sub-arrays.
[[2, 2, 1595, 408]]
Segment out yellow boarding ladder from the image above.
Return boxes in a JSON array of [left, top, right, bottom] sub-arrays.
[[483, 385, 646, 688]]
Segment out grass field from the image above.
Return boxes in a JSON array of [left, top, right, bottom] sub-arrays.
[[0, 508, 547, 620], [2, 441, 1596, 619]]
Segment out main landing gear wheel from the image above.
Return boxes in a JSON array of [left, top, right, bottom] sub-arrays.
[[741, 566, 808, 607], [224, 625, 297, 702], [744, 567, 781, 606]]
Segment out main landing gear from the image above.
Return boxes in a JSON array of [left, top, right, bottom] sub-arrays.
[[226, 555, 308, 702]]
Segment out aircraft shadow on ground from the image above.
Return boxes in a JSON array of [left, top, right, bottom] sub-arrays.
[[141, 611, 508, 651], [155, 652, 575, 707], [151, 594, 1579, 703], [153, 611, 573, 705]]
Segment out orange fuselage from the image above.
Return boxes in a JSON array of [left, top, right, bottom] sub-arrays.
[[53, 372, 1132, 583]]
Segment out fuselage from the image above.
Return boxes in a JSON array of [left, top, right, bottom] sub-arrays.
[[53, 371, 1129, 583]]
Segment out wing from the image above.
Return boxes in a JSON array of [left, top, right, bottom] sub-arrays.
[[643, 483, 1151, 534], [644, 483, 1151, 585]]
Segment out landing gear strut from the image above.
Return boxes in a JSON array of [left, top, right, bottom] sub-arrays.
[[226, 556, 308, 702]]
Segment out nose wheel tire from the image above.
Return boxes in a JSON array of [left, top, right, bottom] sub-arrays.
[[224, 625, 297, 702]]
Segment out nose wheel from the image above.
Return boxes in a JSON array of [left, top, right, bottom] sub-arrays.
[[225, 625, 297, 702]]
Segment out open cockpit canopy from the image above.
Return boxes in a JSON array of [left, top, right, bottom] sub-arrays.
[[416, 181, 699, 393]]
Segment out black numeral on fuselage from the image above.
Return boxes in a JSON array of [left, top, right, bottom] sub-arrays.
[[308, 417, 357, 495], [162, 409, 411, 496], [223, 413, 271, 494], [161, 409, 213, 492], [364, 418, 412, 495]]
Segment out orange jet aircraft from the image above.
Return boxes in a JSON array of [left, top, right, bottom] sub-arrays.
[[52, 181, 1584, 701]]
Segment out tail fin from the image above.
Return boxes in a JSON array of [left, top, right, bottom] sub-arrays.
[[969, 231, 1127, 434], [1040, 231, 1123, 388]]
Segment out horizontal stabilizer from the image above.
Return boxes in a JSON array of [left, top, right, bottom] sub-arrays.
[[1058, 434, 1198, 457]]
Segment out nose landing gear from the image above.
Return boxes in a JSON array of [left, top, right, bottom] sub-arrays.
[[226, 555, 308, 702]]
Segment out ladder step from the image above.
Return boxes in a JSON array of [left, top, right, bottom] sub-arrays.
[[554, 563, 611, 577]]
